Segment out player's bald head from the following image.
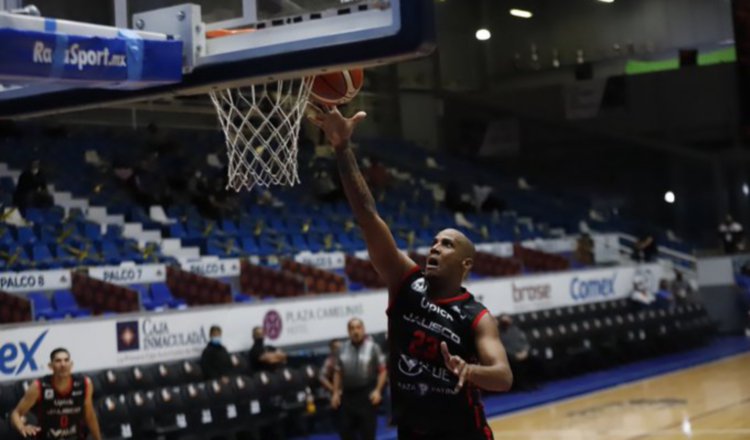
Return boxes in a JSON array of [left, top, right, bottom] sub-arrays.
[[439, 228, 475, 259]]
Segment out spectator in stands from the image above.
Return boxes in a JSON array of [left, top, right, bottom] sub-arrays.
[[248, 326, 287, 372], [654, 279, 675, 309], [472, 179, 506, 215], [671, 270, 696, 304], [445, 180, 475, 215], [319, 339, 342, 395], [313, 169, 343, 203], [13, 159, 53, 214], [575, 233, 595, 266], [498, 314, 535, 391], [629, 280, 655, 309], [201, 325, 233, 381], [631, 233, 658, 263], [718, 214, 744, 254], [331, 318, 387, 440]]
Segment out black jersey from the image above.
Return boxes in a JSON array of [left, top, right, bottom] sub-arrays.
[[36, 374, 88, 440], [387, 267, 493, 437]]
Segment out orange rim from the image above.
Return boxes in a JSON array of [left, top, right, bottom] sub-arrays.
[[206, 28, 256, 39]]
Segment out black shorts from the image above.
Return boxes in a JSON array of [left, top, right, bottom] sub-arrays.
[[397, 425, 494, 440]]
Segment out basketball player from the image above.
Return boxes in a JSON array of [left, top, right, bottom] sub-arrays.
[[310, 108, 513, 440], [10, 348, 102, 440]]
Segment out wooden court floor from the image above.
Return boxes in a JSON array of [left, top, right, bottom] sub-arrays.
[[488, 353, 750, 439]]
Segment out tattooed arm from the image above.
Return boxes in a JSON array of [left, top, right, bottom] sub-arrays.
[[310, 107, 415, 295]]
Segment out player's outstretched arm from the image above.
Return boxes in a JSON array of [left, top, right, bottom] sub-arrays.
[[310, 107, 415, 291], [84, 377, 102, 440], [10, 381, 42, 438]]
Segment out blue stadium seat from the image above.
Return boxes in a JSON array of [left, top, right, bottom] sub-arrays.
[[220, 219, 239, 236], [150, 283, 187, 309], [80, 222, 102, 241], [24, 208, 45, 224], [52, 290, 91, 318], [28, 243, 57, 269], [241, 237, 260, 255], [131, 285, 163, 311], [166, 223, 187, 239], [0, 227, 16, 246], [99, 241, 123, 264], [289, 234, 310, 252], [28, 292, 67, 321]]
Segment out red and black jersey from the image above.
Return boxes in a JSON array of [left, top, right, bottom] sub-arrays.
[[387, 267, 493, 438], [35, 374, 88, 440]]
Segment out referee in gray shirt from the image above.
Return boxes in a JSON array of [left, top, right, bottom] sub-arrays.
[[331, 318, 387, 440]]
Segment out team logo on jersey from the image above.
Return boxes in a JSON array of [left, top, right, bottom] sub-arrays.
[[48, 426, 77, 438], [398, 354, 422, 377], [450, 305, 468, 320], [44, 388, 54, 400], [411, 277, 428, 293]]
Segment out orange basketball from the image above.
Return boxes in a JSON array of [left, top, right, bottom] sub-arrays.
[[310, 68, 364, 106]]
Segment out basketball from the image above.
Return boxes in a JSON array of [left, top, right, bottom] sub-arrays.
[[310, 68, 364, 106]]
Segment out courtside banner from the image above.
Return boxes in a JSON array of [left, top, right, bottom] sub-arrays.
[[0, 291, 388, 382], [0, 264, 659, 382], [177, 257, 241, 278], [0, 269, 71, 293], [0, 28, 181, 86], [472, 264, 661, 314], [294, 251, 346, 270], [88, 264, 166, 285]]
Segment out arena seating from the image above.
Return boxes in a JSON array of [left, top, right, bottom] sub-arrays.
[[71, 273, 140, 315], [240, 260, 307, 298], [166, 266, 233, 306], [0, 290, 31, 323], [512, 300, 715, 379]]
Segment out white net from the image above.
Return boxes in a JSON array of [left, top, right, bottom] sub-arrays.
[[209, 77, 314, 192]]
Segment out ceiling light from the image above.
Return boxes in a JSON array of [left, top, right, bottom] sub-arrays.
[[510, 9, 533, 18], [475, 29, 491, 41], [664, 191, 675, 204]]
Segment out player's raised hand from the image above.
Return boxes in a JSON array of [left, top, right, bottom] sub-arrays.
[[19, 424, 41, 437], [441, 341, 473, 394], [308, 106, 366, 150]]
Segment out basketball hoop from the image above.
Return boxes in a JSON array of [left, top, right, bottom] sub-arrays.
[[209, 77, 314, 192]]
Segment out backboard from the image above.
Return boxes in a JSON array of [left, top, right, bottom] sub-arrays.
[[0, 0, 435, 117]]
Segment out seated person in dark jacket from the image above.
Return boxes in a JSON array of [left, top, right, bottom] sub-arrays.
[[499, 314, 535, 390], [201, 325, 233, 381], [248, 326, 287, 372]]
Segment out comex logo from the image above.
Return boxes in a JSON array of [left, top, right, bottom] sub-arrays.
[[0, 330, 48, 376], [570, 273, 617, 301]]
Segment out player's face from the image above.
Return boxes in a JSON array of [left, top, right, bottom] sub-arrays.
[[49, 352, 72, 377], [425, 229, 471, 283]]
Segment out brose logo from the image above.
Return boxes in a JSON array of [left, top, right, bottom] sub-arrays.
[[570, 273, 617, 301], [0, 330, 48, 376], [512, 283, 551, 303], [33, 41, 127, 71]]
